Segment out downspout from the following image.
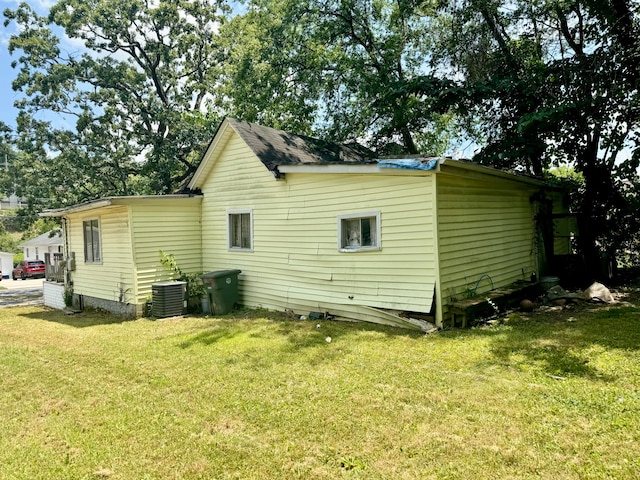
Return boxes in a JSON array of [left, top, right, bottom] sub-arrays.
[[431, 162, 444, 327], [127, 206, 138, 308], [62, 217, 71, 286]]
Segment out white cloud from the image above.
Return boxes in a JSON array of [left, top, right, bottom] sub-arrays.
[[0, 0, 56, 13]]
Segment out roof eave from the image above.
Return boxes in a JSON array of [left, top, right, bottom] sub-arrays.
[[41, 199, 113, 217], [40, 195, 201, 217], [278, 162, 440, 175], [439, 158, 547, 187]]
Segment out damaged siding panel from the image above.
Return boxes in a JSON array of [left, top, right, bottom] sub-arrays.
[[250, 281, 409, 306], [269, 173, 433, 307], [130, 200, 202, 304], [200, 133, 437, 316], [67, 206, 135, 304], [437, 174, 539, 309]]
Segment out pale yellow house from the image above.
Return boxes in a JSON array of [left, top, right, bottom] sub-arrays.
[[42, 196, 201, 315], [43, 118, 554, 329]]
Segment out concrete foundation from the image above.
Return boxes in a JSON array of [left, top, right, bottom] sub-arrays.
[[73, 293, 143, 318]]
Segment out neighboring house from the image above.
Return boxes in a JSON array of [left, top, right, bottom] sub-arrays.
[[0, 194, 26, 210], [0, 251, 13, 279], [43, 118, 558, 329], [18, 230, 63, 262]]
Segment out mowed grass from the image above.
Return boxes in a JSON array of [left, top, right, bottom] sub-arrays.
[[0, 304, 639, 479]]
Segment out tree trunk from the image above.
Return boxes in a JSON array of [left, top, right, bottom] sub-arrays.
[[575, 134, 608, 282]]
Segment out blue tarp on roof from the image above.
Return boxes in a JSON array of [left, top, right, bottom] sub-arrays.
[[376, 158, 439, 170]]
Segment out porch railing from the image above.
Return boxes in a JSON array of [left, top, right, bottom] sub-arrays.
[[45, 252, 65, 283]]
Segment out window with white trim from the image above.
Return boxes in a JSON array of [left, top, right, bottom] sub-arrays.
[[228, 210, 253, 251], [338, 211, 381, 252], [83, 219, 101, 263]]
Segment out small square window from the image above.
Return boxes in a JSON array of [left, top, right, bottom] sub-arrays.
[[338, 212, 381, 252], [228, 210, 253, 251]]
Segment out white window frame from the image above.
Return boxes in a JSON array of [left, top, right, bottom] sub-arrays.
[[83, 218, 102, 263], [337, 211, 382, 252], [227, 209, 253, 252]]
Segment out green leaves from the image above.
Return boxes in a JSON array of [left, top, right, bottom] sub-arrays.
[[220, 0, 459, 154], [4, 0, 228, 204], [446, 0, 640, 268]]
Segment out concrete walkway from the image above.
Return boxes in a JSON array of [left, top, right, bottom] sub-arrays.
[[0, 278, 44, 307]]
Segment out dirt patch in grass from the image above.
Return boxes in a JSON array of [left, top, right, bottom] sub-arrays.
[[476, 284, 640, 327]]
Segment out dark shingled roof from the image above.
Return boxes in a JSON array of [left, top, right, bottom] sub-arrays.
[[227, 118, 375, 171]]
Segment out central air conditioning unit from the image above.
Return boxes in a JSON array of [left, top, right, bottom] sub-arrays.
[[151, 281, 187, 318]]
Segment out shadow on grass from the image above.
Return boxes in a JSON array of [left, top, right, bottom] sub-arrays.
[[274, 318, 422, 351], [18, 308, 132, 328], [177, 320, 250, 348], [175, 318, 346, 354], [454, 304, 640, 381], [176, 308, 423, 354]]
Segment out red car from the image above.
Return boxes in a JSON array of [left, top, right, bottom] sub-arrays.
[[12, 260, 46, 280]]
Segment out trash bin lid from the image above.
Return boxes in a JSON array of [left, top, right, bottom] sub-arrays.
[[152, 281, 187, 287], [201, 269, 241, 279]]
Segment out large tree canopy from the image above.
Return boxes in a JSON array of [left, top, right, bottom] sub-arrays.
[[4, 0, 229, 202], [219, 0, 462, 155], [438, 0, 640, 268]]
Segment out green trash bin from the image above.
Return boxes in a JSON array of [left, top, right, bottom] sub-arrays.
[[200, 270, 241, 315]]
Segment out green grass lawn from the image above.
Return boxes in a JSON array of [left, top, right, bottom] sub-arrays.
[[0, 303, 639, 479]]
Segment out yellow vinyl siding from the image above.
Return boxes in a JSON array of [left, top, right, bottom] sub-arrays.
[[129, 198, 202, 303], [436, 174, 539, 318], [66, 206, 135, 304], [200, 133, 436, 319], [65, 198, 202, 309]]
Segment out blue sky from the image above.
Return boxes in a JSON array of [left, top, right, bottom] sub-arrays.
[[0, 0, 23, 129], [1, 0, 66, 131]]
